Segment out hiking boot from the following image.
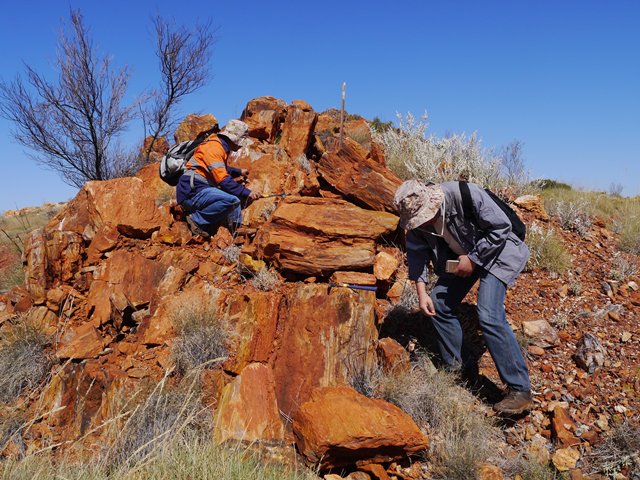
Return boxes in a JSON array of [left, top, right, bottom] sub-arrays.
[[493, 389, 532, 415], [186, 215, 211, 239]]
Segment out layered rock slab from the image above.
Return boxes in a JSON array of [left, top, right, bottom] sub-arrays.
[[318, 137, 402, 213], [292, 385, 429, 469], [253, 197, 398, 276]]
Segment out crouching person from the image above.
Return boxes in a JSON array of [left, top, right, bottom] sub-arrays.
[[177, 120, 261, 237], [394, 179, 532, 415]]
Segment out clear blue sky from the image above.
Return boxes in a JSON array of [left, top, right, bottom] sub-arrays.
[[1, 1, 639, 213]]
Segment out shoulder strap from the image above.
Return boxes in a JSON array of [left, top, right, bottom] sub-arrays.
[[459, 181, 474, 220]]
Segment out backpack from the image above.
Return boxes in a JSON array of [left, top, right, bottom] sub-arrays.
[[159, 137, 207, 186], [459, 181, 526, 241]]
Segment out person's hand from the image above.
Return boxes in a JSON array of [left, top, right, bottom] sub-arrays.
[[241, 168, 249, 177], [455, 255, 475, 277], [419, 295, 436, 317], [248, 190, 262, 201], [416, 281, 436, 316]]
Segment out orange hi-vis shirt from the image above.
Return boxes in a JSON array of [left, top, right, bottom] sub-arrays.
[[187, 136, 230, 185]]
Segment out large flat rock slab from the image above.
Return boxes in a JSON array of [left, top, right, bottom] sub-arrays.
[[292, 385, 429, 469], [253, 197, 398, 276]]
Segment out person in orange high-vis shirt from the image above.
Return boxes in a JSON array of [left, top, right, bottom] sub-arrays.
[[176, 120, 261, 238]]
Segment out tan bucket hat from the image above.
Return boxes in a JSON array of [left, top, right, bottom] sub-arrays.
[[394, 180, 444, 231], [220, 119, 249, 146]]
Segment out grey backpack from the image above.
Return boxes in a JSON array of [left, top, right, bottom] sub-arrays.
[[159, 138, 206, 186]]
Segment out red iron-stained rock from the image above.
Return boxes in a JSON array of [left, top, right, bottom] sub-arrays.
[[280, 100, 317, 160], [318, 137, 402, 213], [253, 197, 398, 276], [173, 113, 218, 143], [213, 363, 285, 443], [272, 284, 378, 417], [241, 96, 288, 142], [377, 338, 410, 374], [292, 385, 429, 469]]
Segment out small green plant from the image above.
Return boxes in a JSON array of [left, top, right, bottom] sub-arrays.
[[0, 320, 52, 403], [525, 224, 571, 274], [170, 299, 229, 375], [549, 313, 570, 330]]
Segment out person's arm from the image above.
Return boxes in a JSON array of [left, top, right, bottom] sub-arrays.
[[406, 229, 436, 316], [465, 186, 512, 269], [227, 166, 244, 178]]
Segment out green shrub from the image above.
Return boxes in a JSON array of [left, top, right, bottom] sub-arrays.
[[0, 320, 52, 403], [525, 225, 571, 274], [545, 197, 593, 237]]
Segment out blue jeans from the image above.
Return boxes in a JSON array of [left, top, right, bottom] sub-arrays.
[[180, 186, 242, 234], [430, 270, 531, 392]]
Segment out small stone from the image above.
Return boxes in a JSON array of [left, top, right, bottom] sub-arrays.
[[621, 331, 632, 342], [477, 463, 504, 480], [528, 345, 546, 356], [628, 280, 639, 291], [522, 319, 560, 348], [552, 448, 580, 471]]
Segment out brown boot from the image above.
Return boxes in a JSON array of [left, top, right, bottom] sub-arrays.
[[493, 389, 532, 415], [186, 215, 211, 239]]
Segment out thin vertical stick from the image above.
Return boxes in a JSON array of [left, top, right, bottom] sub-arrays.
[[339, 81, 346, 148]]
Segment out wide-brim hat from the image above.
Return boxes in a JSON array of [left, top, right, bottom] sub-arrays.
[[394, 180, 444, 231], [220, 119, 249, 146]]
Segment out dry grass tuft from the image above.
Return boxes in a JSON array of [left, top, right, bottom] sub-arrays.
[[503, 455, 559, 480], [586, 423, 640, 478], [105, 373, 210, 470], [354, 353, 500, 480], [0, 320, 52, 403], [221, 244, 241, 264], [170, 299, 229, 376], [250, 267, 281, 291], [1, 432, 316, 479]]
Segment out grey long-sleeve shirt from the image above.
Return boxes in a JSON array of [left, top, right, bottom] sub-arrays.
[[406, 181, 529, 287]]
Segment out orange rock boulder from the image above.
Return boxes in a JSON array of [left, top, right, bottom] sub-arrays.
[[292, 385, 429, 469]]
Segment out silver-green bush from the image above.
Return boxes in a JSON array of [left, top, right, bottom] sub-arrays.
[[373, 112, 532, 195]]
